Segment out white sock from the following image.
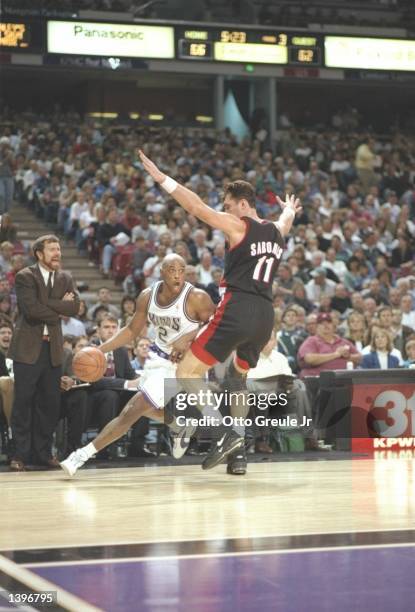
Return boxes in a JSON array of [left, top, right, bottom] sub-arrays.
[[82, 442, 97, 459]]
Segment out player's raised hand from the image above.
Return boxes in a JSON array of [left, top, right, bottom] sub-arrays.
[[137, 149, 166, 183], [276, 193, 303, 216]]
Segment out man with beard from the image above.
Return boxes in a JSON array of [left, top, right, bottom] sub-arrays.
[[8, 235, 79, 471]]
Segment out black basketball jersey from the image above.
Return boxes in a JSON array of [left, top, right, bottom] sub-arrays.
[[221, 217, 285, 301]]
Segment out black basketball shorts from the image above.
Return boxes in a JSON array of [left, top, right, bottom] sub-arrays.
[[191, 290, 275, 370]]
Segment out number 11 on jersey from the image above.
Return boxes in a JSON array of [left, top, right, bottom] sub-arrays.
[[252, 256, 275, 284]]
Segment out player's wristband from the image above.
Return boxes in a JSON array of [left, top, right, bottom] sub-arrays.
[[160, 176, 178, 194]]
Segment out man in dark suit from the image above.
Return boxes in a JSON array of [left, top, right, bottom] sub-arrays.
[[8, 234, 80, 471], [88, 315, 139, 451], [0, 318, 14, 431], [60, 337, 90, 455]]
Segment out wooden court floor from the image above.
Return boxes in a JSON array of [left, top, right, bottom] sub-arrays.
[[1, 458, 415, 551]]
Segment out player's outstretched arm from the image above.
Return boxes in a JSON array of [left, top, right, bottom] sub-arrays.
[[275, 194, 303, 237], [99, 289, 151, 353], [138, 149, 244, 237]]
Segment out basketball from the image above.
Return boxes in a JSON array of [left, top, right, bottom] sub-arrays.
[[72, 347, 107, 382]]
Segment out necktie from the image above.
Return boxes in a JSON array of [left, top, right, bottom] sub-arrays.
[[47, 272, 53, 297], [105, 352, 115, 377]]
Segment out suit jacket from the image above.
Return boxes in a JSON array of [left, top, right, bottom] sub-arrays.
[[361, 351, 400, 370], [8, 265, 80, 367], [89, 347, 136, 392], [0, 351, 9, 376]]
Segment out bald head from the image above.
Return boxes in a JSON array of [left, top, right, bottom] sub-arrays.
[[161, 253, 186, 271], [160, 253, 186, 295]]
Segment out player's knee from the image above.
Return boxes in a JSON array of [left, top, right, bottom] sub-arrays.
[[224, 360, 247, 392], [176, 361, 190, 378], [177, 357, 201, 378], [120, 397, 144, 427]]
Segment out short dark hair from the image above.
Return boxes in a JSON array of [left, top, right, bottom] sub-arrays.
[[92, 305, 110, 319], [32, 235, 60, 260], [63, 334, 76, 347], [121, 295, 136, 310], [0, 318, 13, 332], [224, 180, 256, 208]]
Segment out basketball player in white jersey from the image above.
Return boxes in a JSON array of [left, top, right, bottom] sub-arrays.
[[60, 254, 215, 477]]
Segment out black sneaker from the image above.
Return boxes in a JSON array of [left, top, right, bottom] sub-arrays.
[[202, 432, 244, 470], [227, 449, 247, 475]]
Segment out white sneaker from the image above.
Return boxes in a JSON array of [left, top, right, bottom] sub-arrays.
[[60, 449, 89, 477], [172, 436, 191, 459], [171, 424, 196, 459]]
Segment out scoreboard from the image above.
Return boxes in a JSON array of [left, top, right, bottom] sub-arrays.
[[0, 20, 44, 53], [1, 18, 414, 72], [176, 27, 321, 66]]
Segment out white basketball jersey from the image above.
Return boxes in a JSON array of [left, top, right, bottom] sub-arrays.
[[147, 281, 199, 354]]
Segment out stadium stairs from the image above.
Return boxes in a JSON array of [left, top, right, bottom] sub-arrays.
[[12, 201, 124, 306]]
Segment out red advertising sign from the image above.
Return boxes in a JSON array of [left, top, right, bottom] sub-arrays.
[[351, 383, 415, 455]]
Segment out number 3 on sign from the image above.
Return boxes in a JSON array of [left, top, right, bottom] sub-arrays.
[[372, 391, 415, 437], [253, 256, 274, 284]]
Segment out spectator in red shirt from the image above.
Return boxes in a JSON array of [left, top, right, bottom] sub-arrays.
[[121, 203, 140, 232], [297, 312, 362, 377]]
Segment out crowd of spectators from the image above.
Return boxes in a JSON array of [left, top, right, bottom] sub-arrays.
[[0, 109, 415, 462], [3, 0, 413, 29]]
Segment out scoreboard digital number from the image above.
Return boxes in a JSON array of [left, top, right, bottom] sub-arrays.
[[288, 35, 320, 66], [178, 39, 213, 60], [176, 28, 321, 66]]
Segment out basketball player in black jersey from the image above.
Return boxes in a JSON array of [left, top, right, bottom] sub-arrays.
[[139, 149, 302, 474]]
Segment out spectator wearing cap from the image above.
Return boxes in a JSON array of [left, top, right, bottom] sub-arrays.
[[96, 208, 130, 277], [305, 267, 336, 305], [297, 312, 361, 378]]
